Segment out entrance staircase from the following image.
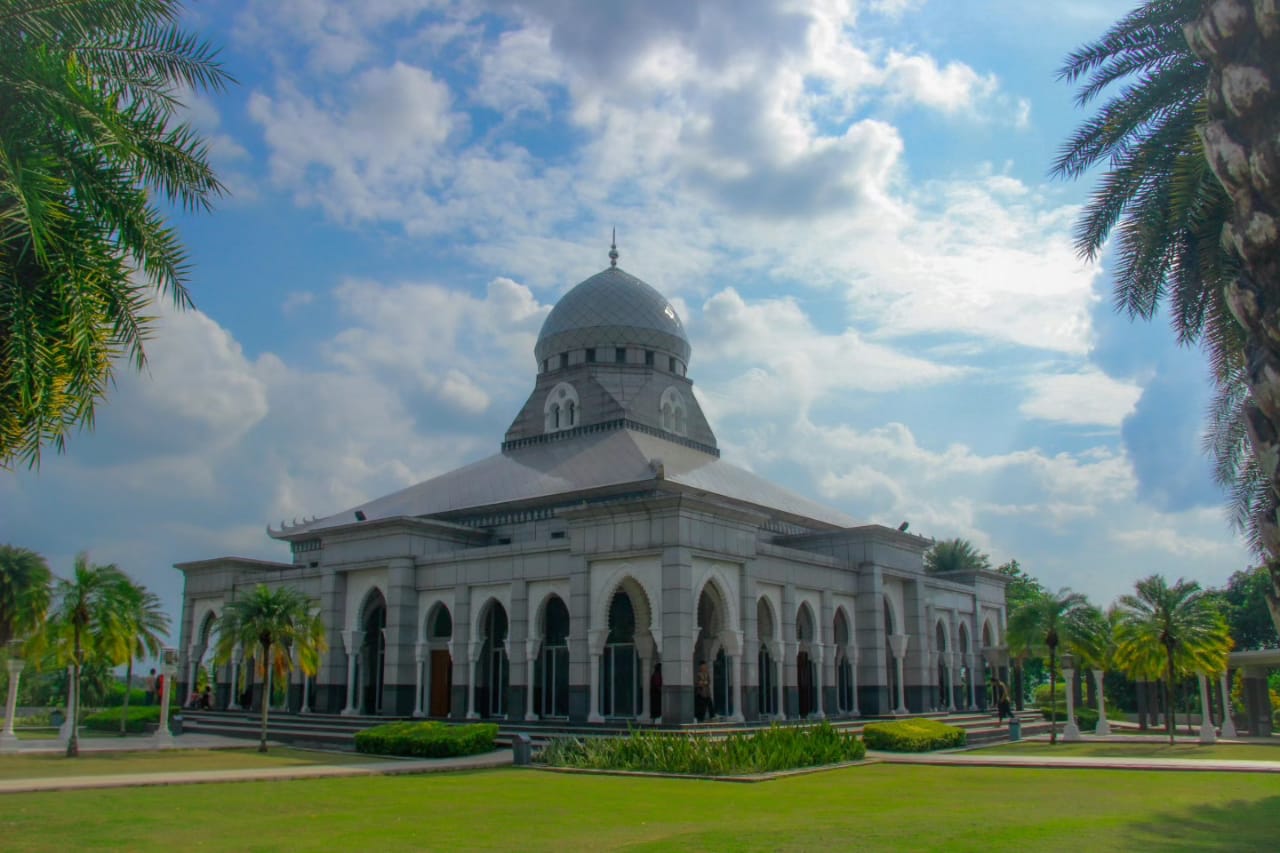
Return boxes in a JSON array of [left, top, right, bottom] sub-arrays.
[[179, 707, 1049, 751]]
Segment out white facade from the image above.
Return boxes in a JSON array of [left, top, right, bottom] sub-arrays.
[[176, 258, 1009, 723]]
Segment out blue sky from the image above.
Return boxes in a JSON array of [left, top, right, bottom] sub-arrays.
[[1, 0, 1253, 637]]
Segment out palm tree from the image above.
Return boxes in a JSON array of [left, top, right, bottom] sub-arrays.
[[1186, 4, 1280, 631], [1113, 575, 1231, 745], [924, 539, 991, 574], [0, 0, 232, 467], [46, 554, 130, 756], [1007, 588, 1094, 744], [1, 544, 52, 743], [103, 579, 169, 736], [1057, 2, 1280, 634], [0, 544, 52, 649], [214, 585, 326, 753]]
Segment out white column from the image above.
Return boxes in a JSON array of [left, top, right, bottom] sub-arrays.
[[1197, 673, 1217, 744], [525, 640, 539, 722], [812, 646, 826, 719], [889, 634, 909, 715], [60, 665, 75, 742], [340, 630, 361, 716], [1062, 665, 1081, 741], [186, 644, 199, 701], [1092, 669, 1110, 736], [588, 651, 604, 723], [773, 644, 786, 720], [412, 643, 426, 718], [849, 647, 861, 716], [1, 656, 25, 753], [300, 671, 311, 715], [947, 653, 959, 712], [731, 654, 746, 723], [227, 648, 242, 711], [638, 653, 651, 722], [1219, 672, 1237, 738], [466, 645, 481, 720], [967, 655, 978, 710]]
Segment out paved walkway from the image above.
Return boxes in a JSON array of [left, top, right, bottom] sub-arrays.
[[873, 733, 1280, 774], [0, 735, 513, 794]]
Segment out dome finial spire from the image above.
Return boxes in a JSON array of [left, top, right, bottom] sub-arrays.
[[609, 228, 618, 268]]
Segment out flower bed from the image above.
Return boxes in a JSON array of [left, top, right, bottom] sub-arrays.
[[536, 722, 865, 776]]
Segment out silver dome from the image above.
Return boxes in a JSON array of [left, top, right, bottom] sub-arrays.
[[535, 267, 691, 364]]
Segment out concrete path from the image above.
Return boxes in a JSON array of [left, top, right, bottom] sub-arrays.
[[0, 736, 513, 794]]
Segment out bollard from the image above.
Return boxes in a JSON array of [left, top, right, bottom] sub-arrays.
[[1008, 718, 1021, 742]]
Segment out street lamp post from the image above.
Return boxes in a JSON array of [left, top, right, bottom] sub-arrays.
[[153, 648, 178, 748]]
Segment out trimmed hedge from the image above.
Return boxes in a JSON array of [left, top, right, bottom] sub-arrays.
[[82, 705, 161, 733], [862, 719, 966, 752], [537, 722, 866, 776], [354, 721, 498, 758]]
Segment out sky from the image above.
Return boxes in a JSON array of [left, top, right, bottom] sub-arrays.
[[1, 0, 1256, 640]]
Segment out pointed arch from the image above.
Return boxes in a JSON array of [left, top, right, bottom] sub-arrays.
[[544, 382, 580, 433]]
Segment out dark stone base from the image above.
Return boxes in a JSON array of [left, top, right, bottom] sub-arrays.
[[381, 683, 416, 716], [784, 686, 799, 719], [450, 685, 469, 719], [663, 684, 694, 723], [858, 684, 890, 716], [568, 684, 590, 722], [314, 683, 346, 714], [507, 685, 527, 719], [905, 685, 930, 714], [741, 686, 760, 721]]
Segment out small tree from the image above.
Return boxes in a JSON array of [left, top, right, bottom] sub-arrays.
[[1007, 588, 1094, 744], [1114, 575, 1231, 745], [214, 585, 326, 753], [46, 554, 130, 756], [924, 539, 991, 574], [103, 579, 169, 736]]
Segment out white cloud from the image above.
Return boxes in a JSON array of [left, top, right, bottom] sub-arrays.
[[881, 51, 997, 113], [1021, 369, 1143, 426]]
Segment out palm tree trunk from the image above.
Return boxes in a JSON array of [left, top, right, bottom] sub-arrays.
[[1048, 647, 1058, 745], [259, 642, 270, 753], [1165, 646, 1176, 746], [119, 660, 133, 737], [1188, 5, 1280, 627], [67, 627, 82, 758]]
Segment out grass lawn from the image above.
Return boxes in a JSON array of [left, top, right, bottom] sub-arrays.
[[0, 748, 386, 781], [974, 741, 1280, 762], [1, 764, 1275, 851]]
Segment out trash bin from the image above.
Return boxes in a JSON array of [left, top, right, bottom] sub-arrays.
[[50, 709, 64, 728], [170, 715, 184, 736], [1008, 719, 1022, 742], [512, 733, 532, 766]]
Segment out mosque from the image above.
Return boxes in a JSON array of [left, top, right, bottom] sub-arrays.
[[175, 247, 1009, 724]]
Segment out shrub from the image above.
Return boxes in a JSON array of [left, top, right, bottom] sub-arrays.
[[1033, 683, 1067, 706], [82, 705, 161, 733], [862, 719, 966, 752], [354, 721, 498, 758], [537, 722, 865, 776], [104, 684, 148, 708], [1039, 705, 1099, 729]]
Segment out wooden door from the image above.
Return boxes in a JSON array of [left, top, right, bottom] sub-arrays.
[[429, 650, 452, 717]]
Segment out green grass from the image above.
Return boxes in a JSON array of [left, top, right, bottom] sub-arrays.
[[0, 748, 387, 781], [975, 740, 1280, 762], [0, 765, 1275, 851]]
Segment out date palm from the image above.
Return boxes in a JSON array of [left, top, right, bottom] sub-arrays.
[[214, 585, 326, 753], [0, 0, 231, 467], [47, 554, 130, 756], [924, 539, 991, 574], [102, 579, 169, 736], [1113, 575, 1231, 745], [0, 544, 52, 649], [1007, 588, 1093, 744], [1057, 1, 1280, 634]]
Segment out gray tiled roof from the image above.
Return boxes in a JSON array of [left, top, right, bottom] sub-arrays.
[[535, 267, 691, 363], [282, 429, 856, 536]]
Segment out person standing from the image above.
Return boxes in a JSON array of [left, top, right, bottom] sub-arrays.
[[695, 661, 713, 722], [996, 679, 1012, 723], [649, 663, 663, 722]]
